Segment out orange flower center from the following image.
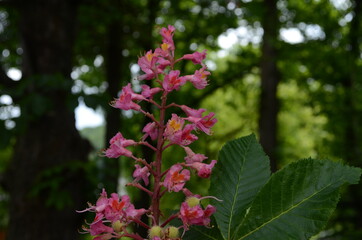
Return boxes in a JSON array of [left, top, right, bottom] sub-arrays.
[[171, 171, 186, 183]]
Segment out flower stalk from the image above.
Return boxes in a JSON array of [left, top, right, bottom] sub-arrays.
[[78, 25, 218, 240]]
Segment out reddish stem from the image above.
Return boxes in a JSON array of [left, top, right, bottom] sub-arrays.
[[151, 91, 168, 225], [130, 216, 151, 230], [159, 189, 168, 198], [161, 213, 179, 227], [131, 156, 156, 175], [161, 168, 169, 178], [165, 102, 179, 109], [138, 141, 157, 152], [139, 110, 158, 123], [146, 99, 162, 109], [126, 183, 153, 196], [162, 142, 174, 151]]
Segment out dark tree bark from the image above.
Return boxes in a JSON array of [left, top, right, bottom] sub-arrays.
[[134, 0, 160, 237], [258, 0, 280, 172], [343, 0, 361, 167], [5, 1, 91, 239], [103, 0, 123, 194], [339, 0, 362, 232]]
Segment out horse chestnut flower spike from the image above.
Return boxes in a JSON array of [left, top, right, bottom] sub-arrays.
[[78, 25, 218, 240]]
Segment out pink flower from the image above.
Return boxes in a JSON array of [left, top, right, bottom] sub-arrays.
[[141, 85, 162, 99], [163, 164, 190, 192], [133, 165, 150, 186], [124, 204, 147, 221], [155, 46, 173, 65], [111, 84, 144, 110], [183, 147, 208, 164], [180, 105, 206, 118], [79, 189, 146, 239], [162, 70, 186, 92], [164, 114, 197, 145], [164, 114, 184, 140], [155, 45, 171, 59], [182, 50, 207, 65], [186, 112, 217, 135], [186, 160, 217, 178], [179, 124, 198, 146], [138, 50, 161, 80], [160, 25, 176, 51], [87, 221, 114, 237], [104, 194, 131, 222], [142, 122, 159, 141], [184, 67, 210, 89], [103, 132, 136, 158], [77, 189, 108, 218], [182, 188, 202, 199], [179, 201, 216, 229]]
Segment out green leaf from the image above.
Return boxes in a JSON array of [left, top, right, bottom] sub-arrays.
[[210, 134, 271, 240], [234, 159, 361, 240], [183, 216, 224, 240]]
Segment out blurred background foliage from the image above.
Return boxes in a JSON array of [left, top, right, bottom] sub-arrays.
[[0, 0, 361, 239]]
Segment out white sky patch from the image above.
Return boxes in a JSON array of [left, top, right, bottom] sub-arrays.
[[217, 25, 263, 51], [305, 24, 325, 40], [75, 98, 104, 130], [218, 30, 239, 49], [7, 68, 22, 81], [280, 28, 304, 44], [0, 95, 12, 105], [331, 0, 351, 11], [93, 55, 104, 67]]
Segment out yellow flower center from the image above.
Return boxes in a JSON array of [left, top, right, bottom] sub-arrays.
[[161, 43, 169, 51], [146, 52, 154, 62], [169, 119, 181, 131]]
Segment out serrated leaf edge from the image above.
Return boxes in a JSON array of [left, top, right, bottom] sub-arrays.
[[224, 137, 253, 239], [236, 177, 343, 240]]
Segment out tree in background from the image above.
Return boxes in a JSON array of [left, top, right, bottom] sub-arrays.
[[259, 0, 280, 172], [0, 0, 90, 239]]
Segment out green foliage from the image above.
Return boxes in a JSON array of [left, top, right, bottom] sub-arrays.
[[184, 216, 223, 240], [186, 135, 361, 240], [210, 134, 270, 239], [80, 125, 105, 150]]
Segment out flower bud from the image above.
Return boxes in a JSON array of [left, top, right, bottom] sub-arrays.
[[112, 220, 123, 233], [149, 225, 163, 239], [165, 226, 179, 239], [186, 196, 200, 207]]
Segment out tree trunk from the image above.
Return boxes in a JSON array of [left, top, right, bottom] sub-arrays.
[[343, 0, 361, 167], [5, 1, 91, 239], [134, 0, 160, 237], [340, 0, 362, 233], [103, 0, 123, 194], [258, 0, 279, 172]]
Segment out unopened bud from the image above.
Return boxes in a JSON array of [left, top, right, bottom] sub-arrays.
[[186, 196, 200, 207], [112, 220, 123, 233], [149, 225, 163, 239], [165, 226, 179, 239]]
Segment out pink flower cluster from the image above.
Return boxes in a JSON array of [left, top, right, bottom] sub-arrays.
[[79, 25, 218, 240], [78, 189, 147, 240]]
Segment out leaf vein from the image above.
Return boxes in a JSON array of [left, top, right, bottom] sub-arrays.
[[237, 178, 341, 240]]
